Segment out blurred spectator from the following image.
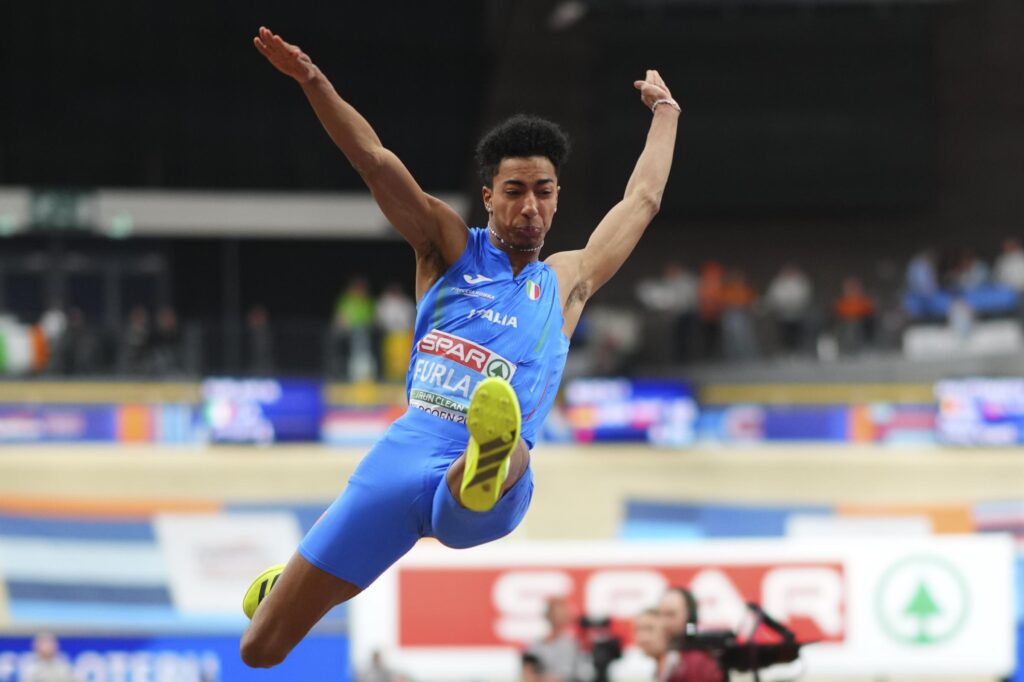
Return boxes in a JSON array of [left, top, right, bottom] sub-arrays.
[[246, 304, 274, 375], [120, 305, 151, 374], [632, 608, 671, 680], [904, 248, 943, 320], [833, 276, 876, 354], [357, 650, 398, 682], [953, 250, 990, 292], [376, 283, 415, 382], [59, 307, 101, 375], [719, 269, 758, 360], [635, 262, 698, 364], [38, 301, 67, 375], [764, 264, 812, 355], [948, 295, 975, 343], [331, 277, 377, 381], [994, 237, 1024, 293], [522, 596, 593, 682], [697, 262, 724, 360], [25, 632, 73, 682], [658, 588, 722, 682], [150, 306, 181, 374], [906, 248, 939, 297]]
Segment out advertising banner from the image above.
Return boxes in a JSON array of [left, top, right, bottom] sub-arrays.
[[201, 378, 323, 444], [564, 378, 697, 445], [936, 377, 1024, 445], [0, 406, 117, 443], [351, 536, 1016, 680], [154, 513, 301, 616], [0, 634, 348, 682]]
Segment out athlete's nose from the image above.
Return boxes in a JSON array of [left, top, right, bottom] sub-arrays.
[[521, 193, 539, 218]]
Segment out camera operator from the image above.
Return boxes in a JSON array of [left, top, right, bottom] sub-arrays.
[[658, 587, 723, 682], [633, 608, 673, 681], [522, 596, 595, 682]]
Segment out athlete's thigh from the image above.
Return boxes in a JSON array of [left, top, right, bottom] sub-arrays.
[[299, 419, 437, 588], [431, 458, 534, 549], [242, 552, 359, 660]]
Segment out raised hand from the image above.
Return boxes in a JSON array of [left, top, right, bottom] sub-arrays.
[[632, 69, 676, 111], [253, 26, 318, 84]]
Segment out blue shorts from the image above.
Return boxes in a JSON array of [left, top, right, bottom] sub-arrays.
[[298, 408, 534, 589]]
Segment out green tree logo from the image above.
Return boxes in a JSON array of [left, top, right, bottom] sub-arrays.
[[904, 580, 942, 643], [876, 555, 969, 646], [486, 359, 512, 379]]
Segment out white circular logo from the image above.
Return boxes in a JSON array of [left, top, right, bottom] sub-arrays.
[[875, 555, 969, 645]]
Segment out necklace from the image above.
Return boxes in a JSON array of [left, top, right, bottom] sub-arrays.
[[489, 227, 544, 253]]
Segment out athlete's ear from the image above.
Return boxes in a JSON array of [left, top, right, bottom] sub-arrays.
[[481, 185, 493, 212]]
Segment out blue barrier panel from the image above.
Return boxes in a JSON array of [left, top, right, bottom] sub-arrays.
[[0, 634, 349, 682]]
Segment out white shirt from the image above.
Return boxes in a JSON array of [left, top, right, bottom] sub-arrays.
[[376, 292, 415, 333], [995, 250, 1024, 291], [766, 272, 812, 320]]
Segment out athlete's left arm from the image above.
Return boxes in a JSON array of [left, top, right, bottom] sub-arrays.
[[553, 71, 680, 305]]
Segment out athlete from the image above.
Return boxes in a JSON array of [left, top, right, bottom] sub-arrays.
[[241, 26, 680, 668]]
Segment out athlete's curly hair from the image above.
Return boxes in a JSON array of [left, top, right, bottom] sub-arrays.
[[475, 114, 571, 186]]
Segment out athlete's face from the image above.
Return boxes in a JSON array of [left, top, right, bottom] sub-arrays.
[[482, 156, 559, 252]]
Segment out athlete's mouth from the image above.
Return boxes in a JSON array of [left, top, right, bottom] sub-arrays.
[[515, 225, 543, 237]]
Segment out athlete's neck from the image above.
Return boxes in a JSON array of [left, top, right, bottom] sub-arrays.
[[488, 226, 542, 275]]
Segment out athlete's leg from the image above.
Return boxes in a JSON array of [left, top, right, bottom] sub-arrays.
[[240, 552, 360, 668], [445, 438, 530, 505], [450, 377, 526, 511], [240, 417, 437, 668], [431, 378, 535, 548]]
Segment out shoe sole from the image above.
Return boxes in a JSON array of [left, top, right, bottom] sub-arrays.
[[460, 377, 521, 512], [242, 563, 286, 620]]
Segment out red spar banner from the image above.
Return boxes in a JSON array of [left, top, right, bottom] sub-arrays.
[[398, 562, 846, 648]]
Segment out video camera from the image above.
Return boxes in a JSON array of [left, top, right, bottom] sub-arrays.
[[577, 615, 623, 682], [680, 602, 812, 681]]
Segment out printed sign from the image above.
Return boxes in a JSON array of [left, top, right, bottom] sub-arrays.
[[351, 536, 1015, 680]]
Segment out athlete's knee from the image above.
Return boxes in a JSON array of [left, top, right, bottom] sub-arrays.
[[240, 629, 288, 669]]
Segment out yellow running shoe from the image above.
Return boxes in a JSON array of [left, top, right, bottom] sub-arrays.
[[460, 377, 521, 512], [242, 563, 285, 620]]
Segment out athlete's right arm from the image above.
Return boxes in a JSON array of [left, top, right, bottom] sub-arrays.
[[253, 27, 468, 263]]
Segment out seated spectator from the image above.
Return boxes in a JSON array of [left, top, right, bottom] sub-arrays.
[[522, 596, 592, 682], [904, 248, 943, 320], [632, 608, 671, 681], [120, 305, 151, 374], [331, 277, 377, 381], [697, 262, 723, 360], [994, 237, 1024, 293], [376, 283, 415, 382], [719, 269, 758, 360], [25, 632, 73, 682], [658, 588, 722, 682], [150, 306, 181, 374], [952, 250, 990, 293], [246, 304, 274, 375], [357, 650, 399, 682], [60, 307, 101, 375], [765, 263, 812, 355], [906, 248, 939, 297], [635, 262, 698, 364], [833, 276, 876, 354]]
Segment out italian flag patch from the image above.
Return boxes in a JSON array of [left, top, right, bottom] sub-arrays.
[[526, 280, 541, 301]]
